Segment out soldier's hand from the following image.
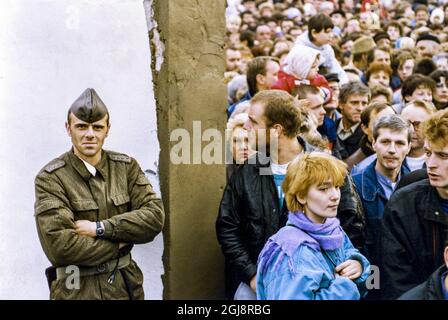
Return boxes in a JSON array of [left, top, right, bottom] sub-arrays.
[[74, 220, 97, 238]]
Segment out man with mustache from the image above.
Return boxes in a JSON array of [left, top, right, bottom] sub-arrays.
[[380, 108, 448, 299], [352, 115, 411, 286], [334, 81, 370, 160]]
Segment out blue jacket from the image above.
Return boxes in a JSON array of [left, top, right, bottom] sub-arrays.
[[227, 91, 251, 118], [352, 160, 410, 264], [256, 231, 370, 300], [390, 75, 401, 91], [318, 116, 337, 145]]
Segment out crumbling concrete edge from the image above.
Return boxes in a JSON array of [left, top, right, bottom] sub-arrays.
[[144, 0, 165, 73], [143, 0, 169, 299]]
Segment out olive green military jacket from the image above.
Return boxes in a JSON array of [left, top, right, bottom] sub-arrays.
[[34, 149, 165, 300]]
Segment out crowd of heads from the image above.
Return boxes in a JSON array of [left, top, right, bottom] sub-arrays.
[[225, 0, 448, 167]]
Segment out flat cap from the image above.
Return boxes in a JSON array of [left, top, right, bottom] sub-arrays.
[[352, 36, 376, 55], [373, 31, 390, 44], [416, 33, 441, 44], [68, 88, 109, 123], [330, 9, 346, 18]]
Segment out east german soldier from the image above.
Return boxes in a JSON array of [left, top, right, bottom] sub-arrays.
[[34, 88, 164, 299]]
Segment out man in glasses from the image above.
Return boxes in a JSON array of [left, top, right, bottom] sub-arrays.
[[401, 99, 436, 171]]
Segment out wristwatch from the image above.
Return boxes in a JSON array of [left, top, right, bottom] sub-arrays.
[[96, 221, 105, 238]]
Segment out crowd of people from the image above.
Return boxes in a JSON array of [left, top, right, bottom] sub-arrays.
[[216, 0, 448, 300]]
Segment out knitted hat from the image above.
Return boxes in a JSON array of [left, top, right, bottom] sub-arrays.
[[395, 37, 415, 50], [283, 45, 320, 80], [430, 8, 444, 25]]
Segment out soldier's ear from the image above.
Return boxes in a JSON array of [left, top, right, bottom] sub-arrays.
[[65, 122, 71, 137], [106, 123, 111, 137]]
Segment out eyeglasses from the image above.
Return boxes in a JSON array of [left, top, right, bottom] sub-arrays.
[[408, 120, 422, 129]]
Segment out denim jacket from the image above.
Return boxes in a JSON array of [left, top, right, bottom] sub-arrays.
[[352, 160, 410, 264]]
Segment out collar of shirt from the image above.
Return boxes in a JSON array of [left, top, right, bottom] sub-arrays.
[[80, 158, 97, 176], [375, 170, 401, 200], [337, 121, 360, 140], [270, 162, 289, 175]]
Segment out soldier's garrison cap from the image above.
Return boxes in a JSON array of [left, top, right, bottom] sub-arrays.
[[68, 88, 109, 123]]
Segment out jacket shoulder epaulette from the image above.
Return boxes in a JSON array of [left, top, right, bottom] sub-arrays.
[[44, 159, 66, 173], [107, 150, 132, 163]]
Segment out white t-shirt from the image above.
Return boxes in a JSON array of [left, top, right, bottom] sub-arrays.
[[406, 155, 425, 172], [271, 162, 290, 211], [270, 162, 289, 175]]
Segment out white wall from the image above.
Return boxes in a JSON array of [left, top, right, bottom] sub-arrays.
[[0, 0, 164, 299]]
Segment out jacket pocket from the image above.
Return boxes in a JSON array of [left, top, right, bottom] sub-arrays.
[[70, 199, 99, 221], [35, 200, 65, 216], [111, 193, 131, 213], [120, 260, 144, 300], [71, 199, 99, 211]]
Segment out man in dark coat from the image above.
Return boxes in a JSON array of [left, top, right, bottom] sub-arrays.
[[380, 108, 448, 299], [399, 238, 448, 300], [334, 81, 370, 160]]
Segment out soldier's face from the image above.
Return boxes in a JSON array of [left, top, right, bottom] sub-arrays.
[[66, 113, 110, 162]]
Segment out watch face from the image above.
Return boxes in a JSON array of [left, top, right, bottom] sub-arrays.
[[96, 222, 104, 236]]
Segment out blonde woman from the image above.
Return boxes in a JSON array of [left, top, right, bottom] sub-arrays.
[[257, 152, 370, 300], [226, 113, 255, 180]]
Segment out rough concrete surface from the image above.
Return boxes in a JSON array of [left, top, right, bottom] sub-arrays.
[[151, 0, 227, 299]]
